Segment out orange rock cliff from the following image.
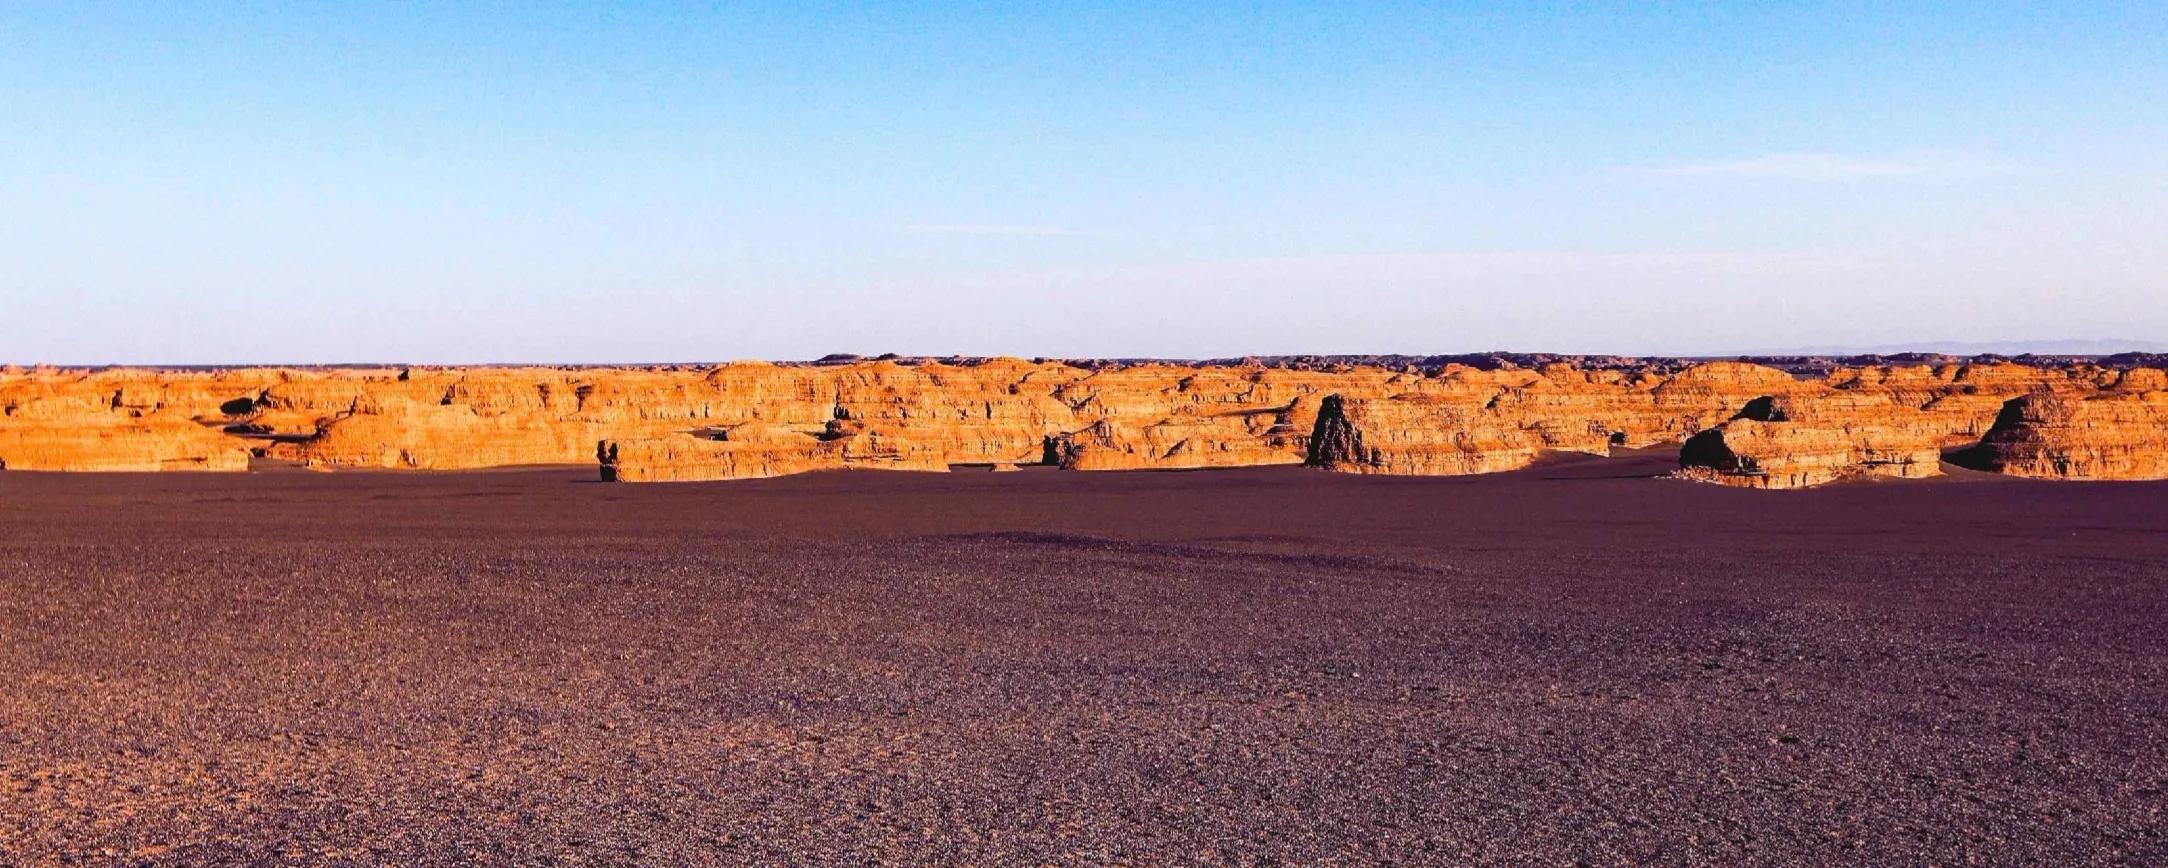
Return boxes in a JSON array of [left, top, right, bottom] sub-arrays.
[[1, 358, 2162, 488]]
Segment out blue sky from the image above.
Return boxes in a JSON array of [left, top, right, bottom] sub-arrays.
[[3, 2, 2163, 363]]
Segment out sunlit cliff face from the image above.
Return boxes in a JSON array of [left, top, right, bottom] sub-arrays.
[[2, 359, 2163, 488]]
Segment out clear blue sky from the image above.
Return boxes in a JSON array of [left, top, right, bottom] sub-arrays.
[[3, 2, 2163, 363]]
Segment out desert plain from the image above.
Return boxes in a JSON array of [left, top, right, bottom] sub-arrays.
[[2, 449, 2164, 863]]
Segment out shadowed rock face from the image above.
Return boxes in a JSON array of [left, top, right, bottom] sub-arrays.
[[1304, 395, 1368, 468], [2, 360, 2162, 487], [1677, 392, 1944, 489], [1304, 392, 1541, 475], [1952, 390, 2168, 480]]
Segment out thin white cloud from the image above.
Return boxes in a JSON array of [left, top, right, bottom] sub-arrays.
[[890, 223, 1094, 237], [1647, 151, 2009, 181]]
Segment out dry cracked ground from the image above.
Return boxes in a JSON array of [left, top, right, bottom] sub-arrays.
[[1, 451, 2164, 864]]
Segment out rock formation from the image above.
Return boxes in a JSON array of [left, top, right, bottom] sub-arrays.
[[0, 372, 251, 471], [1676, 393, 1943, 489], [1305, 393, 1540, 475], [1950, 385, 2168, 480], [3, 359, 2163, 488], [0, 412, 249, 472], [599, 421, 948, 483], [1301, 361, 1808, 476]]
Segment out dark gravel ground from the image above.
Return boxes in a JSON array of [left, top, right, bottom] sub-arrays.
[[1, 453, 2164, 864]]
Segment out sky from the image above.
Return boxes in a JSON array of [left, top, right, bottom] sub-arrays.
[[3, 2, 2164, 364]]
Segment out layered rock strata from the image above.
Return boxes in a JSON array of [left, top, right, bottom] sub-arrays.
[[599, 422, 948, 483], [1950, 387, 2168, 480], [0, 412, 249, 472], [1305, 394, 1540, 475], [0, 371, 254, 471], [2, 360, 2162, 488], [1676, 394, 1943, 489]]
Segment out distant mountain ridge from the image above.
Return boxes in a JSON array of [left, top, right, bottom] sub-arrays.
[[1734, 339, 2168, 357]]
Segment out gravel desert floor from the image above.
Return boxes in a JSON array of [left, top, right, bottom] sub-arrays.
[[2, 452, 2165, 864]]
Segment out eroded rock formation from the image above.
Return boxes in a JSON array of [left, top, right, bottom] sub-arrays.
[[0, 372, 252, 471], [1676, 394, 1943, 489], [1305, 393, 1540, 475], [0, 412, 248, 472], [1951, 387, 2168, 480], [2, 359, 2162, 488]]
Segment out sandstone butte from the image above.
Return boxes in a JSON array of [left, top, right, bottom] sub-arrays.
[[1, 358, 2163, 489]]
